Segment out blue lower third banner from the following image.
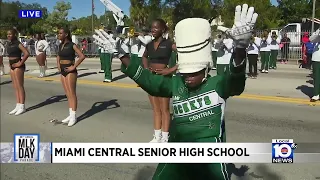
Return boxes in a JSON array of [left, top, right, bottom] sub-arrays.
[[1, 142, 52, 163]]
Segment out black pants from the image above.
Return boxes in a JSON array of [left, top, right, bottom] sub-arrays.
[[307, 53, 312, 69], [247, 54, 258, 76]]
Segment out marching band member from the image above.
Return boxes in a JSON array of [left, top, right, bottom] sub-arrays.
[[247, 31, 261, 78], [216, 34, 234, 75], [211, 36, 219, 70], [35, 33, 49, 78], [269, 31, 281, 69], [7, 28, 30, 116], [103, 30, 114, 83], [137, 30, 153, 65], [0, 41, 5, 75], [310, 28, 320, 102], [260, 30, 272, 73], [129, 35, 140, 63], [97, 4, 257, 179], [57, 27, 85, 126]]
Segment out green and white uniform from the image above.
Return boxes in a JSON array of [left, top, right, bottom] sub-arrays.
[[96, 4, 258, 179], [211, 39, 218, 70], [260, 35, 272, 72], [216, 38, 234, 75], [269, 35, 280, 69], [129, 37, 139, 63], [310, 29, 320, 101], [137, 35, 153, 65]]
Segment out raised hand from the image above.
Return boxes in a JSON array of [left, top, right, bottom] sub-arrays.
[[217, 4, 258, 48]]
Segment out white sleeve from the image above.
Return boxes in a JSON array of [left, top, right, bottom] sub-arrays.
[[0, 43, 4, 55], [254, 38, 261, 47], [266, 36, 272, 44], [42, 40, 49, 51], [310, 29, 320, 43], [224, 39, 233, 50]]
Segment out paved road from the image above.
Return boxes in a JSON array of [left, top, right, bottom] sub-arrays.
[[1, 59, 320, 180]]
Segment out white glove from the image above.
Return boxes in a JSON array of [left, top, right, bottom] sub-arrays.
[[92, 29, 130, 57], [217, 4, 258, 48]]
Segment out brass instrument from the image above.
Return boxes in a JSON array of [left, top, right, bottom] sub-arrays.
[[127, 26, 142, 38]]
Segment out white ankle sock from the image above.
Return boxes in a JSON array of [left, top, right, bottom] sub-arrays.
[[20, 104, 25, 109], [154, 129, 161, 137], [162, 132, 169, 139], [68, 110, 77, 127]]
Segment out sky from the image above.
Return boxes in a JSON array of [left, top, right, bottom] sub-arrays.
[[5, 0, 278, 19]]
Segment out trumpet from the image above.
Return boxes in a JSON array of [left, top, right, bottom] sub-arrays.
[[127, 26, 143, 38]]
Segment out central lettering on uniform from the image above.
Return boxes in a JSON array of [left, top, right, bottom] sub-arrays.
[[172, 91, 220, 118]]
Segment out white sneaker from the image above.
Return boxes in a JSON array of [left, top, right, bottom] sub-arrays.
[[0, 71, 3, 76], [67, 111, 77, 127], [14, 106, 26, 116], [61, 116, 70, 123], [38, 73, 44, 78], [161, 136, 169, 143], [310, 95, 319, 102], [103, 79, 111, 83], [9, 104, 19, 115], [67, 117, 77, 127], [150, 135, 161, 143], [261, 69, 265, 73], [265, 70, 268, 73]]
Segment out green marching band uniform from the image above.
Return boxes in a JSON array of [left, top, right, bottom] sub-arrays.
[[310, 29, 320, 102], [269, 33, 280, 69], [211, 39, 218, 70], [259, 35, 271, 72], [216, 38, 234, 76], [99, 45, 113, 82], [95, 4, 257, 180], [137, 34, 153, 65]]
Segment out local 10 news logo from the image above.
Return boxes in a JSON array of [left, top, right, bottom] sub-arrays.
[[272, 139, 297, 163], [13, 134, 40, 162]]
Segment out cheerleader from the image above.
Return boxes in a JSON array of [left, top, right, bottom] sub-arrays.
[[7, 28, 30, 116], [35, 33, 49, 78], [0, 40, 5, 75], [57, 27, 85, 126]]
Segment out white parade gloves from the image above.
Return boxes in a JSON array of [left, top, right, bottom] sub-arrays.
[[92, 29, 130, 58], [217, 4, 258, 48]]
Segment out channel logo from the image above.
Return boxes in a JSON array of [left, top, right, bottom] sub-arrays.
[[19, 10, 42, 18], [272, 139, 297, 163]]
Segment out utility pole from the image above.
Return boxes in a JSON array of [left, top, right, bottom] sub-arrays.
[[311, 0, 316, 34], [92, 0, 94, 34]]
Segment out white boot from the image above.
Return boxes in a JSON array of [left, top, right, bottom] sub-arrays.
[[161, 132, 169, 143], [150, 130, 162, 143], [38, 66, 44, 78], [9, 103, 19, 115], [0, 66, 4, 76], [14, 104, 26, 116], [68, 110, 77, 127], [61, 108, 72, 123], [41, 66, 46, 77]]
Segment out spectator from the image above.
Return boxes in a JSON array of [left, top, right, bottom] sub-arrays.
[[280, 33, 290, 64], [310, 28, 320, 102], [305, 40, 315, 69]]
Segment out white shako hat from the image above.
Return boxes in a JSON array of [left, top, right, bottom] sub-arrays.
[[175, 18, 212, 74]]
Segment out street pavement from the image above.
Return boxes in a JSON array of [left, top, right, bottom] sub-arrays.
[[1, 57, 320, 180]]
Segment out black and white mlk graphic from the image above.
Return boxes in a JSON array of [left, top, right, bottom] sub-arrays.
[[14, 134, 40, 162]]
